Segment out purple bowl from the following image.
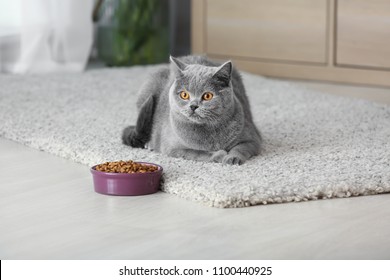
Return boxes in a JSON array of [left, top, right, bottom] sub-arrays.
[[90, 162, 163, 196]]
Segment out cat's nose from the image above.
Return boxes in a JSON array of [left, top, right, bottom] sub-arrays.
[[190, 104, 199, 111]]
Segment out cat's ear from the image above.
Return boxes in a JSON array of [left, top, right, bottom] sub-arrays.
[[170, 56, 187, 77], [213, 61, 232, 86]]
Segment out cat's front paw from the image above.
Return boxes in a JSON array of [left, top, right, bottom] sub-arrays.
[[168, 149, 182, 158], [122, 126, 145, 148], [211, 150, 228, 163], [222, 154, 245, 165]]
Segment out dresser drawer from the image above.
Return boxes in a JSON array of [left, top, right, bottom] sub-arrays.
[[206, 0, 327, 64], [336, 0, 390, 69]]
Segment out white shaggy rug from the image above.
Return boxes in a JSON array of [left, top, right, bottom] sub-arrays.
[[1, 65, 389, 208]]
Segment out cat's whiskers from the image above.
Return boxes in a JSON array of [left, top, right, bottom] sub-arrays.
[[201, 109, 219, 121]]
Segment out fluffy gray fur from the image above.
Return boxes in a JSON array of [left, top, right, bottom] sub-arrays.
[[122, 55, 261, 165]]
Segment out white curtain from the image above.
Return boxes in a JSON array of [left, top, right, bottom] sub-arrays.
[[0, 0, 94, 73]]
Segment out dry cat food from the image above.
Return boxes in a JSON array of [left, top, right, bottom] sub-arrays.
[[95, 160, 158, 174]]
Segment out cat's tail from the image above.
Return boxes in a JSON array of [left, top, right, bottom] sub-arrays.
[[122, 95, 155, 148]]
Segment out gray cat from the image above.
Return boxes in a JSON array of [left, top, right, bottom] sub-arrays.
[[122, 55, 261, 165]]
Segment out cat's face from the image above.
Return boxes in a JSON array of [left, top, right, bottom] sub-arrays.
[[169, 57, 234, 125]]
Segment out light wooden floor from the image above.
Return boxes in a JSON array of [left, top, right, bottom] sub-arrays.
[[1, 81, 389, 259]]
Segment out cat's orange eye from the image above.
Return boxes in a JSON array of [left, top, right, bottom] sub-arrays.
[[180, 91, 190, 100], [202, 92, 213, 101]]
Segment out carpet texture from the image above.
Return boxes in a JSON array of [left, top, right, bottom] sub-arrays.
[[1, 65, 389, 208]]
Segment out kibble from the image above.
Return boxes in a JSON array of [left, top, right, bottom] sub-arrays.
[[95, 160, 158, 174]]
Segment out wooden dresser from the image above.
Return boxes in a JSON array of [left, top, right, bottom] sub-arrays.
[[192, 0, 390, 87]]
